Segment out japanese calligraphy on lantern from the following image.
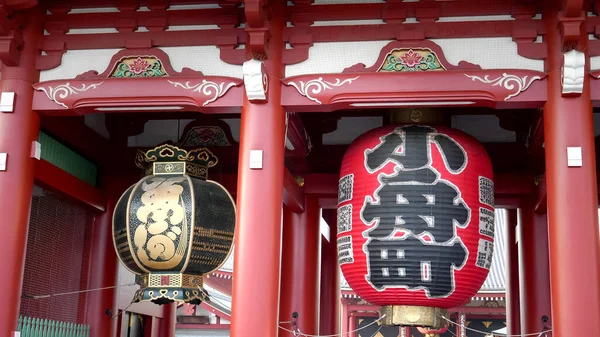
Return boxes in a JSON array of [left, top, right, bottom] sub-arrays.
[[338, 124, 494, 307], [338, 235, 355, 265], [360, 125, 469, 297]]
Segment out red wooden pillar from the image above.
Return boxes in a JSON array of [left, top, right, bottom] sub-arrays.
[[0, 10, 42, 336], [348, 313, 356, 337], [230, 4, 286, 337], [519, 198, 552, 335], [341, 300, 349, 337], [320, 210, 340, 336], [456, 312, 466, 337], [84, 177, 126, 337], [159, 303, 177, 337], [544, 12, 600, 337], [280, 198, 321, 337], [505, 209, 520, 336]]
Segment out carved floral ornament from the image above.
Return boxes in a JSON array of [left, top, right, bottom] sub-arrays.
[[110, 56, 168, 78], [378, 48, 446, 72]]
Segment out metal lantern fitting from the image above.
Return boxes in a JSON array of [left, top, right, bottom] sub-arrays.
[[338, 125, 494, 328], [113, 144, 236, 305]]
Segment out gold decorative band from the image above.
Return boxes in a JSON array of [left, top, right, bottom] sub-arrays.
[[379, 305, 448, 329], [138, 273, 204, 289], [147, 162, 208, 179]]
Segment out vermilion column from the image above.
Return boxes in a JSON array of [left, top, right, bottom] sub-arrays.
[[505, 209, 520, 336], [544, 13, 600, 337], [230, 5, 286, 337], [159, 303, 177, 337], [320, 210, 340, 336], [84, 175, 131, 337], [280, 198, 321, 337], [348, 313, 356, 337], [519, 198, 551, 335], [341, 301, 349, 337], [0, 10, 42, 336]]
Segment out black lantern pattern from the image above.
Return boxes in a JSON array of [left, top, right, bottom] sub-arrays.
[[113, 144, 236, 305]]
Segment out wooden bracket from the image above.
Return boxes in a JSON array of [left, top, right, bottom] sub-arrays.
[[558, 12, 585, 47], [244, 0, 270, 57]]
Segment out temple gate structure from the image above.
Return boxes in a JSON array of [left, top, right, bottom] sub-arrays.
[[0, 0, 598, 337]]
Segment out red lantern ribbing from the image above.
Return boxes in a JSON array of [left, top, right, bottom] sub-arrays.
[[338, 125, 494, 328]]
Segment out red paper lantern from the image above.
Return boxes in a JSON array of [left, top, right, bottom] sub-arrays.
[[337, 125, 494, 325]]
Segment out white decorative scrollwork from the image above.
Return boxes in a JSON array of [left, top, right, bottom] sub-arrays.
[[286, 76, 360, 104], [464, 73, 542, 101], [562, 49, 585, 95], [243, 59, 268, 102], [168, 80, 237, 106], [36, 82, 104, 109]]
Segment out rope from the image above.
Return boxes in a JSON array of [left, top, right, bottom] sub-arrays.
[[441, 316, 551, 337], [21, 283, 137, 300]]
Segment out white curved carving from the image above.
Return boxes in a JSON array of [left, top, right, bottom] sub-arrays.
[[243, 59, 268, 101], [36, 82, 104, 108], [464, 73, 542, 101], [168, 80, 237, 106], [286, 76, 360, 104], [562, 49, 585, 95]]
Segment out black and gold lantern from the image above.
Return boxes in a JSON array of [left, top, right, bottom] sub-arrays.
[[113, 144, 236, 305]]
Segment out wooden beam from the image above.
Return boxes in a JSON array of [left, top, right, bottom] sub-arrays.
[[302, 172, 534, 196], [448, 306, 506, 314], [200, 302, 232, 321], [535, 173, 547, 213], [214, 172, 533, 210], [34, 159, 106, 212], [286, 113, 311, 158], [40, 117, 111, 165], [216, 169, 305, 212], [283, 167, 305, 213], [176, 323, 231, 330]]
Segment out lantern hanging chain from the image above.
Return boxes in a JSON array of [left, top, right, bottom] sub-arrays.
[[441, 316, 551, 337], [279, 314, 386, 337], [21, 282, 138, 300]]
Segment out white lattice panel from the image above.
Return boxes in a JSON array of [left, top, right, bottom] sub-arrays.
[[39, 46, 243, 81], [160, 46, 242, 78], [430, 38, 543, 72], [39, 49, 122, 82], [286, 40, 392, 77], [286, 37, 544, 76]]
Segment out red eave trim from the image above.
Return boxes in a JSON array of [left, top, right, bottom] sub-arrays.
[[34, 159, 106, 212]]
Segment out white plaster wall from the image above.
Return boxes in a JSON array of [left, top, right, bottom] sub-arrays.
[[39, 49, 122, 82], [591, 56, 600, 71], [285, 37, 544, 77], [160, 46, 242, 78], [39, 45, 243, 82]]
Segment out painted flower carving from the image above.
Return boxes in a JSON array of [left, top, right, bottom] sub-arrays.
[[130, 57, 150, 75], [399, 49, 423, 68]]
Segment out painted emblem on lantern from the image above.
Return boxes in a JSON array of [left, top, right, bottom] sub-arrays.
[[132, 176, 188, 270], [338, 124, 494, 317]]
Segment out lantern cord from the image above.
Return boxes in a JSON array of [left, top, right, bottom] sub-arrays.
[[278, 314, 386, 337], [21, 282, 138, 300], [441, 316, 552, 337]]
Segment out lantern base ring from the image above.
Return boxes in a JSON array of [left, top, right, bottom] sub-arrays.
[[379, 305, 448, 329]]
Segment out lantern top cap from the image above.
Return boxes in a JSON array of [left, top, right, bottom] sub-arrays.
[[135, 144, 218, 179]]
